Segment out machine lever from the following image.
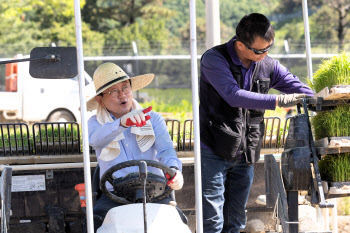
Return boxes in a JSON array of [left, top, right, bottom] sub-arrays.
[[139, 161, 148, 233], [303, 99, 334, 208]]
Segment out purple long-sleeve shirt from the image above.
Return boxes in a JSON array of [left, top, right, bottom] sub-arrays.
[[200, 37, 314, 110]]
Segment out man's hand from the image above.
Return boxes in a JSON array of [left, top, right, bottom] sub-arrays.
[[166, 169, 184, 190], [121, 106, 152, 127], [276, 94, 308, 108]]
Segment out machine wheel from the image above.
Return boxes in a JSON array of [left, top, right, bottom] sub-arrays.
[[47, 110, 75, 122]]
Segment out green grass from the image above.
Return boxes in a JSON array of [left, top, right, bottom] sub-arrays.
[[0, 127, 32, 149], [140, 88, 193, 122], [311, 105, 350, 140], [141, 88, 289, 119], [337, 197, 350, 215], [308, 51, 350, 93], [0, 125, 79, 155], [0, 133, 32, 148], [319, 153, 350, 182], [140, 88, 289, 146], [265, 107, 287, 119], [34, 125, 79, 142], [308, 52, 350, 183], [140, 88, 192, 111]]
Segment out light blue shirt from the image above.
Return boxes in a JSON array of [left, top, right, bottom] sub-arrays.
[[88, 110, 182, 189]]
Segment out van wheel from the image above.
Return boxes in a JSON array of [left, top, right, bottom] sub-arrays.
[[47, 110, 75, 122]]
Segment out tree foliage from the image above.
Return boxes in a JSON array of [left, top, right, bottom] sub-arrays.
[[320, 0, 350, 51], [82, 0, 157, 33], [0, 0, 349, 57], [1, 0, 350, 92], [0, 0, 104, 56], [275, 0, 350, 52], [220, 0, 278, 29]]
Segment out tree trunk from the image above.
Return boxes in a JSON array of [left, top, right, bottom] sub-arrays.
[[328, 1, 350, 52], [337, 6, 346, 51]]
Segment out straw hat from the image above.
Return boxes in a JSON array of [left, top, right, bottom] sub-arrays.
[[86, 62, 154, 111]]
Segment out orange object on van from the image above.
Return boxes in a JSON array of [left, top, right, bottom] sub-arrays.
[[5, 63, 18, 92]]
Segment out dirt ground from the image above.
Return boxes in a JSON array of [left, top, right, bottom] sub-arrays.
[[330, 197, 350, 232], [292, 203, 349, 233], [333, 215, 350, 233]]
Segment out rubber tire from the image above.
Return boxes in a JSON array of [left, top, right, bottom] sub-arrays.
[[47, 110, 75, 122]]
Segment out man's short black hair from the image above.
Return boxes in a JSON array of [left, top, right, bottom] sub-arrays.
[[236, 13, 275, 46]]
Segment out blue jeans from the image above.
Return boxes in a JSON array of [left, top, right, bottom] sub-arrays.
[[201, 147, 254, 233]]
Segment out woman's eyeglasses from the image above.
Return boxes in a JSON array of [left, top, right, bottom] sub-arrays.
[[102, 84, 132, 98], [239, 38, 275, 55]]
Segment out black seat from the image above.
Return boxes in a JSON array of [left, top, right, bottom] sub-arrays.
[[91, 165, 102, 205]]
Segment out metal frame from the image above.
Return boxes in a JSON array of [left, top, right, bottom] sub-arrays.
[[32, 122, 81, 155], [0, 167, 12, 233], [265, 154, 300, 233], [302, 0, 313, 80], [0, 118, 289, 157], [182, 120, 194, 151], [189, 1, 203, 232], [0, 123, 31, 156], [73, 1, 94, 231], [263, 117, 281, 149], [165, 119, 181, 151]]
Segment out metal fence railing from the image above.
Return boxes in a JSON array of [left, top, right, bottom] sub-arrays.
[[182, 119, 194, 151], [165, 119, 181, 151], [264, 154, 289, 232], [0, 117, 288, 156], [0, 122, 80, 156], [263, 117, 282, 149], [32, 122, 81, 155], [0, 123, 31, 156]]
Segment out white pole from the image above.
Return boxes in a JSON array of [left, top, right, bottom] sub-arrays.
[[332, 199, 338, 233], [320, 206, 330, 231], [73, 0, 94, 232], [205, 0, 221, 49], [190, 0, 203, 232], [302, 0, 313, 80]]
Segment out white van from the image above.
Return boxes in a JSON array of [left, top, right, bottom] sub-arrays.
[[0, 54, 95, 123]]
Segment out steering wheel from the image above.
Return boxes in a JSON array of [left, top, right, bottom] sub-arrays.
[[100, 160, 176, 205]]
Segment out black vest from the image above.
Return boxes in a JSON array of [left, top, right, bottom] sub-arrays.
[[200, 43, 274, 164]]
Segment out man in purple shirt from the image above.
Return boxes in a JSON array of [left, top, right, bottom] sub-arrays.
[[199, 13, 313, 233]]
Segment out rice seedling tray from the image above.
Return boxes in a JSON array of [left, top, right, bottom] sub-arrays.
[[315, 85, 350, 100], [316, 137, 350, 155], [322, 181, 350, 198], [317, 146, 350, 155], [307, 98, 350, 111], [307, 85, 350, 111]]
